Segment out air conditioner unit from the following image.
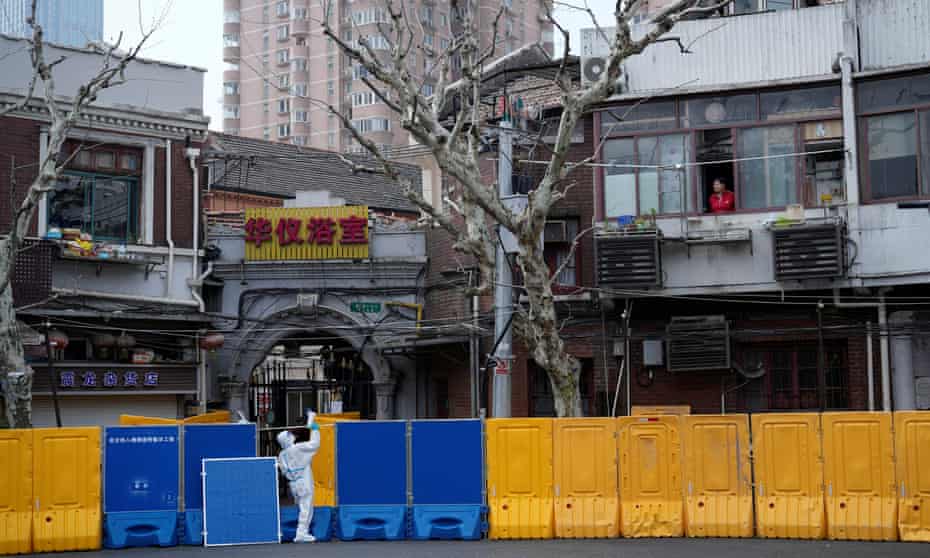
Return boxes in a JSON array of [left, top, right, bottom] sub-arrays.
[[581, 56, 627, 90], [666, 315, 730, 372]]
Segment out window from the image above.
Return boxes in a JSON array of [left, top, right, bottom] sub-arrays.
[[363, 34, 390, 50], [278, 123, 291, 137], [295, 110, 308, 122], [292, 7, 307, 19], [223, 81, 239, 96], [292, 58, 307, 72], [327, 81, 335, 96], [263, 82, 270, 98], [351, 117, 390, 133], [440, 38, 449, 50], [223, 105, 239, 119], [261, 54, 269, 69], [296, 37, 306, 46], [599, 100, 677, 135], [293, 83, 308, 96], [858, 73, 930, 113], [603, 134, 692, 217], [352, 91, 377, 106], [225, 62, 239, 71], [530, 359, 594, 416], [727, 344, 848, 412], [544, 218, 580, 287], [277, 25, 289, 41], [738, 125, 797, 208], [421, 5, 433, 25], [352, 64, 368, 80], [120, 153, 139, 171], [760, 85, 841, 121], [422, 83, 434, 96], [865, 113, 919, 200], [328, 131, 336, 147], [263, 102, 269, 113], [95, 151, 115, 168], [223, 33, 239, 47], [262, 31, 269, 50], [424, 33, 434, 47], [277, 73, 290, 88], [278, 98, 290, 113], [223, 10, 239, 23], [263, 127, 271, 141], [276, 1, 288, 17], [276, 48, 289, 64], [439, 13, 448, 27], [48, 172, 139, 243], [683, 94, 757, 127]]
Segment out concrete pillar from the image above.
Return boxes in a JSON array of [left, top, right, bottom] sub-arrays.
[[891, 311, 917, 411], [374, 380, 396, 420], [221, 379, 249, 420]]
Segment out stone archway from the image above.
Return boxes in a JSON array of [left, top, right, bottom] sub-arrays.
[[215, 304, 397, 419]]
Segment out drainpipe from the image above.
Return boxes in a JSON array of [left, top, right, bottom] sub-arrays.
[[185, 145, 203, 310], [833, 287, 891, 411], [165, 140, 175, 298], [866, 321, 874, 410]]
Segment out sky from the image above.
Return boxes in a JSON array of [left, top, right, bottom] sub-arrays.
[[103, 1, 615, 131]]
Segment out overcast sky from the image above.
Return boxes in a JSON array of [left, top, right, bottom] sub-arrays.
[[103, 1, 615, 131]]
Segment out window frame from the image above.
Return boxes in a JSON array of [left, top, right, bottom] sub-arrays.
[[858, 105, 929, 204], [596, 84, 842, 218], [47, 170, 140, 244]]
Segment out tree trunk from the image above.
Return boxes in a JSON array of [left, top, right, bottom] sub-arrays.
[[517, 238, 583, 417], [0, 239, 32, 428]]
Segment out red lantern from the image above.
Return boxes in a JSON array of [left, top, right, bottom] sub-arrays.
[[47, 329, 69, 350], [199, 333, 225, 351]]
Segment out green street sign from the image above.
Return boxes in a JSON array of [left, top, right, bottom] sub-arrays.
[[350, 302, 382, 313]]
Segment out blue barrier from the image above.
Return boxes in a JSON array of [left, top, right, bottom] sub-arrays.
[[103, 426, 180, 548], [410, 420, 484, 540], [279, 506, 334, 542], [336, 421, 407, 541], [202, 458, 280, 546], [181, 423, 256, 545]]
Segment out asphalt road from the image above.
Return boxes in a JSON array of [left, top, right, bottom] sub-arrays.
[[36, 539, 930, 558]]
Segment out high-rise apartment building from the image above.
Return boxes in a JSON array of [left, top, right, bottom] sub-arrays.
[[0, 0, 103, 48], [222, 0, 554, 152]]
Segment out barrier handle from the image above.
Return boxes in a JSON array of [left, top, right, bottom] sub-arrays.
[[901, 482, 906, 498]]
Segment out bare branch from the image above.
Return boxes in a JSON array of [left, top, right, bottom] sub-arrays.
[[550, 225, 595, 285]]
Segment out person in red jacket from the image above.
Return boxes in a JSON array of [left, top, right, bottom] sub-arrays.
[[709, 178, 735, 213]]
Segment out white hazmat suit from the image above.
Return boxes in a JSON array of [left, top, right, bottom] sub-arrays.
[[276, 411, 320, 543]]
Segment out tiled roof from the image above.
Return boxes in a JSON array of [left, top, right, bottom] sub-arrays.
[[206, 133, 420, 213]]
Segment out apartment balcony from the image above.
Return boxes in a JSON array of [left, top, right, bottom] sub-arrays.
[[291, 18, 309, 36], [223, 68, 240, 82], [224, 92, 240, 105], [223, 45, 240, 63], [223, 21, 240, 35]]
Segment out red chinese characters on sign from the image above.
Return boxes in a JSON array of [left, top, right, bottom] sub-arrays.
[[244, 209, 369, 250], [245, 217, 273, 247], [307, 217, 336, 245], [339, 215, 368, 244]]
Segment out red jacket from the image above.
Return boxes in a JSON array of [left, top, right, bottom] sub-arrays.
[[709, 190, 735, 213]]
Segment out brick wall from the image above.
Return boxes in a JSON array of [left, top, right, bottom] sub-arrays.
[[153, 141, 200, 249], [0, 116, 42, 233]]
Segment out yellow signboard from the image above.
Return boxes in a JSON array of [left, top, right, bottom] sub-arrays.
[[244, 206, 369, 261]]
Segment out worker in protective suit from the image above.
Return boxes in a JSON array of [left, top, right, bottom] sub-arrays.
[[276, 411, 320, 543]]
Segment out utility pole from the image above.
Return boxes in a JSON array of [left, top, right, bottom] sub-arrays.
[[492, 117, 513, 418], [470, 291, 479, 418]]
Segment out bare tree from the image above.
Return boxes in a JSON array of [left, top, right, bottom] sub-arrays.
[[0, 0, 163, 427], [311, 0, 730, 416]]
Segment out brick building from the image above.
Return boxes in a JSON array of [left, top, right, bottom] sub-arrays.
[[427, 0, 930, 418], [1, 34, 212, 426]]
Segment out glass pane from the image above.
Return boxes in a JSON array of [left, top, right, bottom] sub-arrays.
[[599, 100, 677, 135], [760, 85, 842, 121], [638, 136, 659, 215], [120, 153, 139, 171], [767, 0, 794, 9], [738, 125, 798, 208], [92, 178, 133, 241], [96, 151, 115, 168], [867, 112, 918, 199], [48, 174, 90, 231], [922, 111, 930, 196], [603, 138, 637, 217], [858, 73, 930, 113], [658, 134, 692, 212], [733, 0, 762, 14], [683, 94, 757, 127]]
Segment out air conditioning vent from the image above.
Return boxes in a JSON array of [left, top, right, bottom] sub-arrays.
[[595, 232, 662, 290], [12, 239, 53, 308], [772, 222, 845, 281], [666, 315, 730, 372]]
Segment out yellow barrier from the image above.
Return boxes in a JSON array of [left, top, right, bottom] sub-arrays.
[[896, 411, 930, 542], [751, 413, 824, 540], [32, 428, 101, 553], [0, 430, 32, 555], [315, 412, 361, 425], [119, 411, 232, 425], [682, 414, 753, 538], [486, 419, 554, 540], [632, 405, 691, 416], [553, 418, 619, 538], [618, 415, 683, 537], [313, 424, 336, 507], [821, 412, 896, 541]]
